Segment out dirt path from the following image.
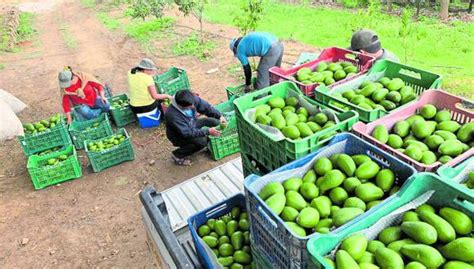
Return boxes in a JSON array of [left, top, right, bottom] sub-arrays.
[[0, 1, 318, 268]]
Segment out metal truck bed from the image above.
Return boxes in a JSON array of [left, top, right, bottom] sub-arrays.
[[140, 158, 244, 268]]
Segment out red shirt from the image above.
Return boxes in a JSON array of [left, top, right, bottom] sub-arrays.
[[62, 77, 104, 113]]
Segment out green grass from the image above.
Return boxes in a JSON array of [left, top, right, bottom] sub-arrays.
[[60, 25, 77, 49], [204, 0, 474, 98], [97, 12, 120, 30], [172, 33, 216, 60], [81, 0, 96, 8], [0, 63, 5, 70], [124, 17, 174, 44], [17, 12, 36, 42]]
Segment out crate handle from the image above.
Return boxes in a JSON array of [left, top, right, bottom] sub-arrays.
[[344, 53, 357, 60], [453, 197, 474, 213], [397, 68, 422, 80], [257, 206, 278, 229], [206, 203, 228, 218], [456, 100, 474, 112]]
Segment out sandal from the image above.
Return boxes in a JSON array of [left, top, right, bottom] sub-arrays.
[[172, 155, 192, 166]]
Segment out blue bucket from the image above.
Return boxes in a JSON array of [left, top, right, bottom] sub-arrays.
[[137, 108, 161, 128]]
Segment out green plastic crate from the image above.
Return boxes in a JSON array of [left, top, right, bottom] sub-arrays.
[[241, 153, 269, 178], [233, 81, 359, 172], [307, 172, 473, 269], [154, 67, 190, 96], [314, 59, 442, 122], [208, 98, 240, 160], [18, 116, 72, 156], [438, 156, 474, 192], [84, 128, 135, 172], [108, 94, 136, 127], [27, 145, 82, 190], [68, 113, 113, 149], [225, 78, 257, 100]]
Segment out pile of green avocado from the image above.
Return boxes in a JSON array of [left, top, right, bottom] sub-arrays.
[[371, 104, 474, 165], [34, 146, 63, 156], [466, 172, 474, 190], [325, 205, 474, 269], [44, 153, 70, 167], [23, 114, 62, 135], [259, 153, 401, 237], [294, 61, 359, 86], [252, 96, 338, 140], [111, 99, 130, 109], [331, 77, 418, 112], [86, 134, 126, 152], [198, 206, 254, 268]]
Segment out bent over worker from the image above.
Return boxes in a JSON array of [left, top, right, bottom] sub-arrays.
[[229, 32, 284, 92], [165, 90, 226, 166]]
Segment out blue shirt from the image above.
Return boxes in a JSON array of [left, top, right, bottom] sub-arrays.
[[236, 32, 278, 66]]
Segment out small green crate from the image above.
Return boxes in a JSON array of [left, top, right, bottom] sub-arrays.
[[18, 116, 72, 156], [68, 113, 113, 149], [208, 99, 240, 160], [154, 67, 190, 96], [307, 172, 473, 268], [234, 81, 359, 172], [225, 78, 257, 100], [314, 59, 442, 122], [27, 145, 82, 190], [84, 128, 135, 172], [108, 94, 136, 127]]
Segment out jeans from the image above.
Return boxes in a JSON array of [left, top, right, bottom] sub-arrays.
[[172, 117, 220, 158], [256, 42, 284, 90], [75, 97, 110, 121]]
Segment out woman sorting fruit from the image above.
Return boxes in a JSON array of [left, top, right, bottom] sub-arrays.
[[127, 58, 172, 117], [58, 66, 110, 124]]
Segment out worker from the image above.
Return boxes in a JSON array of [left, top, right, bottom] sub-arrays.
[[349, 29, 399, 63], [229, 32, 284, 92], [127, 58, 172, 116], [58, 67, 110, 124], [165, 90, 226, 166]]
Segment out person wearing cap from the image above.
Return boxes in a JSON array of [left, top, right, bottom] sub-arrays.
[[165, 90, 225, 166], [59, 67, 110, 124], [229, 32, 284, 92], [128, 58, 172, 116], [349, 29, 399, 63]]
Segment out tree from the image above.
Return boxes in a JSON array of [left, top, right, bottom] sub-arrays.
[[233, 0, 265, 35], [175, 0, 208, 43], [129, 0, 172, 20], [399, 8, 413, 64], [440, 0, 449, 20]]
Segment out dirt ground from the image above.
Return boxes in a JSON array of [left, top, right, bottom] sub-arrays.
[[0, 1, 316, 267]]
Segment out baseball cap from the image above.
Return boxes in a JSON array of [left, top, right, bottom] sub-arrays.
[[137, 58, 157, 70], [350, 29, 382, 53], [58, 70, 73, 88]]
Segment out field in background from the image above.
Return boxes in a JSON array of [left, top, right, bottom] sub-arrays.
[[204, 0, 474, 98]]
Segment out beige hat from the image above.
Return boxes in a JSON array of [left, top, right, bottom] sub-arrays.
[[137, 58, 157, 70]]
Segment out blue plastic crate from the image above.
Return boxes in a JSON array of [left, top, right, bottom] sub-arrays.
[[188, 193, 246, 269], [137, 108, 161, 129], [244, 132, 417, 268]]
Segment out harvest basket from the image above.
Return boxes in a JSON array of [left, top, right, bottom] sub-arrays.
[[108, 94, 136, 127], [154, 67, 190, 96], [68, 113, 113, 149]]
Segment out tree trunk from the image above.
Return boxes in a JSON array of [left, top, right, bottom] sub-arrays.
[[415, 0, 421, 17], [440, 0, 449, 20], [387, 0, 393, 12], [469, 0, 473, 13]]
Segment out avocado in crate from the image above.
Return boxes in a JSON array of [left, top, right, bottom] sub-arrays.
[[108, 94, 136, 127], [243, 133, 416, 268], [208, 99, 240, 161], [27, 145, 82, 189], [315, 59, 442, 123], [188, 194, 254, 268], [33, 146, 65, 156], [68, 113, 113, 149], [84, 128, 135, 172], [18, 114, 72, 156], [234, 81, 358, 172], [307, 173, 474, 269], [353, 90, 473, 172]]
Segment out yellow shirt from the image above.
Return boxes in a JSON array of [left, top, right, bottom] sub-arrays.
[[128, 71, 155, 107]]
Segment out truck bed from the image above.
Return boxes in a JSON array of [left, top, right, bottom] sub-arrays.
[[140, 158, 244, 268]]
